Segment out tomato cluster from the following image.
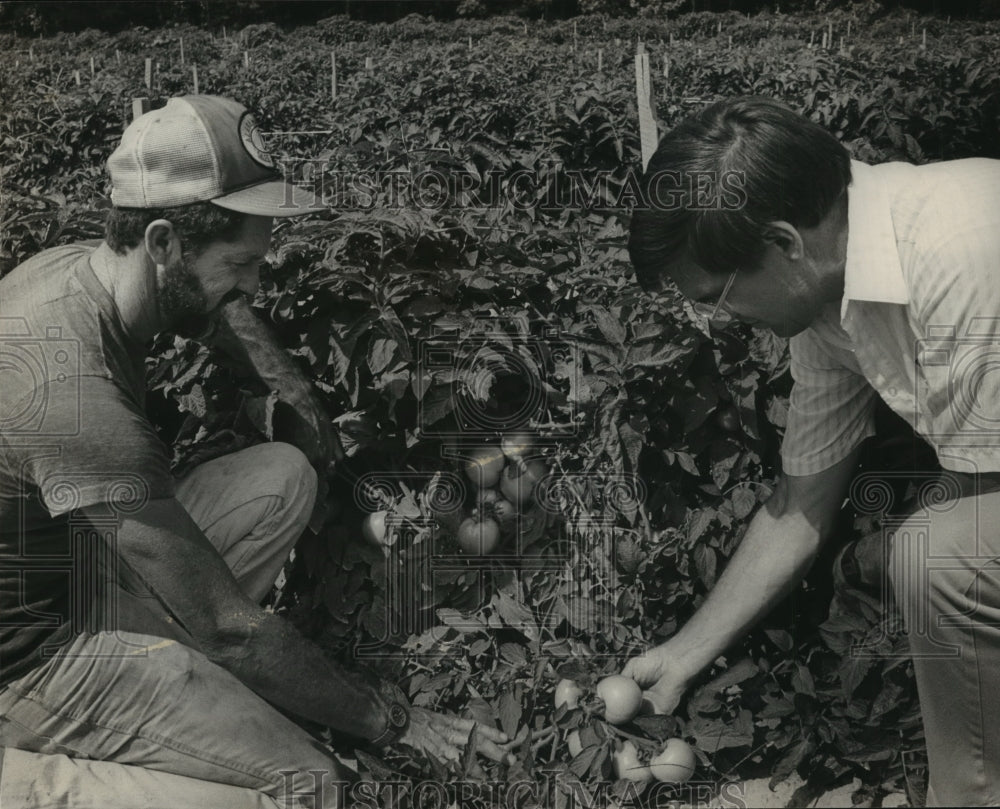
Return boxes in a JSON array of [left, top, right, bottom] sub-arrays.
[[456, 433, 547, 555], [556, 676, 697, 785]]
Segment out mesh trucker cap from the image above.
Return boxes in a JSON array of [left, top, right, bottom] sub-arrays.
[[108, 95, 324, 217]]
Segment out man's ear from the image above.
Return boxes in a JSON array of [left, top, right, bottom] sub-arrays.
[[761, 221, 805, 261], [143, 219, 182, 266]]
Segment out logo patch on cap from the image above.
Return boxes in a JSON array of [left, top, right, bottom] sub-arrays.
[[239, 113, 274, 169]]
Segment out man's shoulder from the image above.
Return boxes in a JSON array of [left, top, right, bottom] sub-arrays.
[[2, 240, 100, 280], [0, 240, 124, 427], [0, 241, 101, 311]]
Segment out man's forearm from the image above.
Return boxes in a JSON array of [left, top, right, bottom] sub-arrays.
[[207, 295, 311, 397], [667, 505, 823, 679], [210, 611, 395, 742]]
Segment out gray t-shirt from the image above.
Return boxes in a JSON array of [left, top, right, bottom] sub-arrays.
[[0, 243, 176, 686]]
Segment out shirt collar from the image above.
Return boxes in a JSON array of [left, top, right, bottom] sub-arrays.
[[842, 159, 910, 318]]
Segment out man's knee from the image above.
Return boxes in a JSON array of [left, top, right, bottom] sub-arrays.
[[263, 442, 317, 526]]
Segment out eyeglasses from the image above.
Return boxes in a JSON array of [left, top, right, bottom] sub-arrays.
[[690, 270, 738, 325]]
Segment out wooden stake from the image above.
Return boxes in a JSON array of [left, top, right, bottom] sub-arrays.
[[728, 34, 733, 48], [74, 70, 81, 86], [222, 25, 227, 40], [717, 19, 722, 35], [180, 37, 185, 66], [192, 64, 199, 93], [365, 55, 373, 74], [29, 46, 34, 61], [847, 20, 852, 38], [132, 97, 150, 122], [330, 50, 337, 100], [821, 31, 828, 49], [90, 55, 95, 77], [243, 50, 249, 68], [115, 49, 120, 65], [468, 35, 473, 50], [635, 50, 658, 171], [144, 58, 151, 90], [597, 48, 603, 72], [809, 30, 814, 47], [921, 28, 927, 50], [663, 53, 669, 80]]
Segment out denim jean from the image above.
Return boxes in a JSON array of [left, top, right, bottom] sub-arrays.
[[0, 443, 352, 808], [889, 486, 1000, 806]]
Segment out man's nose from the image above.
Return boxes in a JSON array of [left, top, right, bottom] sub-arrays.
[[236, 264, 260, 295]]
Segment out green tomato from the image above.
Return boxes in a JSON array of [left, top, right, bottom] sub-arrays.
[[596, 675, 642, 725], [649, 738, 697, 783]]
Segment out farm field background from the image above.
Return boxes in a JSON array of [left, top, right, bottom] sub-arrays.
[[3, 6, 1000, 807]]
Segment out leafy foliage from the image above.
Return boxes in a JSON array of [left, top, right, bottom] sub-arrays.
[[4, 9, 994, 804]]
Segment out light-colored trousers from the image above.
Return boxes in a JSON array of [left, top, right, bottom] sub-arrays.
[[0, 443, 351, 809], [889, 484, 1000, 806]]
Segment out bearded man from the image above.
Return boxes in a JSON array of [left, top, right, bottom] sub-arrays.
[[0, 95, 507, 808]]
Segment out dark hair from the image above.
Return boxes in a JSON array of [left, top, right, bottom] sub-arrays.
[[628, 96, 851, 291], [104, 202, 248, 257]]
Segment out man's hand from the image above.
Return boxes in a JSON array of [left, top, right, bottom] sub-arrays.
[[397, 708, 512, 766], [622, 646, 692, 715]]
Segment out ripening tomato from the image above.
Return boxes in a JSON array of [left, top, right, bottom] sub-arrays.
[[361, 510, 390, 546], [554, 678, 583, 710], [457, 517, 501, 555], [648, 738, 697, 783], [500, 432, 535, 462], [613, 741, 653, 784], [464, 447, 506, 488], [499, 459, 546, 506], [596, 675, 642, 725]]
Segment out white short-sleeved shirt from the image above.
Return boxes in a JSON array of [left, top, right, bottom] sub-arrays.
[[781, 158, 1000, 477]]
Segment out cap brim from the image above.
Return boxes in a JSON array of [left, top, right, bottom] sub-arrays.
[[211, 180, 325, 218]]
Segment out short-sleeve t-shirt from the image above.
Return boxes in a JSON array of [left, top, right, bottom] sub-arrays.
[[0, 243, 177, 687]]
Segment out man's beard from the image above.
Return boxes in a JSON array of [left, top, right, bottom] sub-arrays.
[[158, 253, 210, 336]]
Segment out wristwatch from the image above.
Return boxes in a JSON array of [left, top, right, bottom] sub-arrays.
[[369, 679, 410, 747]]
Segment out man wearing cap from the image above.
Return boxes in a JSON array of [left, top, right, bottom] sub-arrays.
[[623, 96, 1000, 804], [0, 96, 508, 807]]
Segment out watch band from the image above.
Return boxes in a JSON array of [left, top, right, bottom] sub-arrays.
[[369, 680, 410, 747]]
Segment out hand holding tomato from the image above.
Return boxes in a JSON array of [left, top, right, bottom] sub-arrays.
[[621, 645, 692, 716]]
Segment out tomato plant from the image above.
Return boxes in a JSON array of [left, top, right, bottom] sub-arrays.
[[2, 9, 981, 804]]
